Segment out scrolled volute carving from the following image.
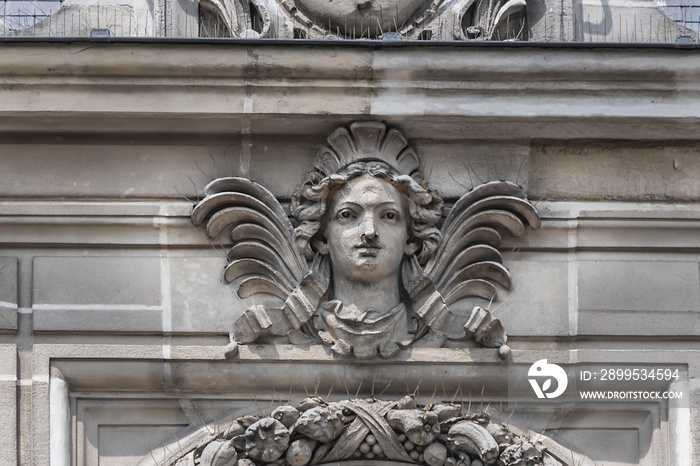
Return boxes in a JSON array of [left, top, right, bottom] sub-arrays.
[[193, 121, 540, 360], [152, 396, 564, 466]]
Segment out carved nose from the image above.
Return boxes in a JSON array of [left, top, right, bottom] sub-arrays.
[[360, 216, 378, 241], [361, 230, 378, 241]]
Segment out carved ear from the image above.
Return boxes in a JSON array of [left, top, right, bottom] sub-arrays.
[[404, 240, 420, 256], [312, 238, 330, 255]]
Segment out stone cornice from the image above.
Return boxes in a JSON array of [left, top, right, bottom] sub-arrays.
[[0, 41, 699, 139]]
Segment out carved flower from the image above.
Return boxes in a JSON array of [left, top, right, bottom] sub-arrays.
[[242, 418, 290, 462], [293, 405, 345, 443]]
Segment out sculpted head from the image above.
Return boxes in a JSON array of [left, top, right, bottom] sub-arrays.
[[291, 161, 443, 274]]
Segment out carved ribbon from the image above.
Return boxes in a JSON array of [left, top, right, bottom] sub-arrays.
[[321, 400, 413, 463]]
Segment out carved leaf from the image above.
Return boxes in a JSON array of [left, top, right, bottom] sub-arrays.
[[444, 279, 496, 305], [224, 258, 294, 289], [429, 244, 503, 285], [206, 205, 292, 245], [230, 223, 305, 275], [442, 180, 527, 230], [447, 421, 499, 463], [227, 240, 303, 281], [437, 260, 512, 291], [201, 177, 290, 223], [492, 0, 527, 32], [472, 195, 539, 228], [349, 120, 386, 154], [238, 277, 289, 301], [411, 181, 540, 344]]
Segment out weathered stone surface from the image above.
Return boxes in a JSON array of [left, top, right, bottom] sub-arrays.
[[169, 256, 243, 333], [579, 260, 700, 313], [0, 257, 18, 330], [0, 41, 698, 466], [194, 122, 540, 358], [577, 260, 700, 336], [33, 256, 162, 306], [493, 259, 570, 337], [530, 141, 700, 202], [33, 256, 164, 332], [0, 140, 238, 198], [0, 345, 17, 465]]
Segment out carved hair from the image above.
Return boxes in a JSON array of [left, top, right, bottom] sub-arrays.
[[291, 161, 443, 265]]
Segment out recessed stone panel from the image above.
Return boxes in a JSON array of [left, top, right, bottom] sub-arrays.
[[552, 428, 640, 464], [529, 141, 700, 202], [578, 261, 700, 313], [0, 345, 17, 465], [98, 425, 188, 466], [33, 256, 163, 332], [0, 141, 239, 199], [578, 260, 700, 335], [494, 260, 570, 337], [169, 256, 243, 333], [0, 257, 18, 330]]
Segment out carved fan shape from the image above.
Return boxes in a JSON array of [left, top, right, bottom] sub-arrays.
[[192, 176, 329, 342], [405, 180, 540, 343]]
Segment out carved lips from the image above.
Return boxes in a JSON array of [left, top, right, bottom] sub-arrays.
[[355, 242, 381, 257]]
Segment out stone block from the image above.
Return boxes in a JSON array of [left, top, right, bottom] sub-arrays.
[[493, 259, 570, 337], [529, 141, 700, 202], [169, 256, 244, 333], [551, 428, 639, 463], [98, 425, 188, 466], [247, 135, 319, 197], [413, 141, 530, 200], [578, 260, 700, 335], [0, 138, 239, 199], [0, 345, 17, 466], [0, 257, 18, 330], [579, 261, 699, 312], [33, 256, 164, 332]]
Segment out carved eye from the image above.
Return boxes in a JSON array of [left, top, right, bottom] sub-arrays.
[[383, 210, 399, 221], [337, 209, 355, 221]]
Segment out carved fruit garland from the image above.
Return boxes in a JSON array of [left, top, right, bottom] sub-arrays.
[[171, 396, 563, 466]]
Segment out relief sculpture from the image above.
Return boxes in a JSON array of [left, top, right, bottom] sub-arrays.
[[142, 396, 564, 466], [192, 121, 540, 360]]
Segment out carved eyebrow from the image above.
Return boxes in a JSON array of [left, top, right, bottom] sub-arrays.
[[333, 202, 361, 211], [334, 201, 400, 211]]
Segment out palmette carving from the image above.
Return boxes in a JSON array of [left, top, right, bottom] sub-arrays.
[[148, 396, 561, 466], [192, 121, 540, 359]]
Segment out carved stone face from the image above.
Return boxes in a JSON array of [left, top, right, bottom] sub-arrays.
[[295, 0, 430, 37], [324, 177, 409, 284]]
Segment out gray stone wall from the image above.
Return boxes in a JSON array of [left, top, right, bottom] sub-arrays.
[[0, 41, 698, 465]]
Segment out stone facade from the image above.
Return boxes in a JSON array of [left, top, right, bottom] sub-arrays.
[[0, 40, 699, 465]]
